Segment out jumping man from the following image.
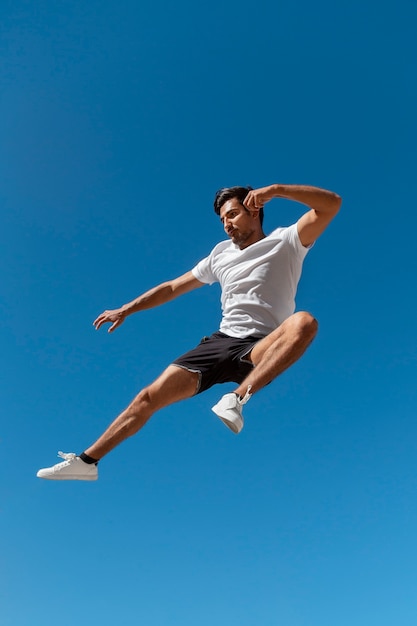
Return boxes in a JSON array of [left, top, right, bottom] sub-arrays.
[[37, 183, 341, 480]]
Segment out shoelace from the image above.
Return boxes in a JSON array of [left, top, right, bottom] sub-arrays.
[[238, 385, 252, 405], [56, 451, 76, 466]]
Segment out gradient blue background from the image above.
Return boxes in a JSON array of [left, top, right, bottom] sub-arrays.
[[1, 1, 417, 624]]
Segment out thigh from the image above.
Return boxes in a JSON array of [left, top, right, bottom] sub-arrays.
[[245, 320, 290, 365], [246, 312, 314, 365], [145, 364, 200, 411]]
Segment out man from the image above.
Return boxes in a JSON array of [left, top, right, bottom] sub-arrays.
[[37, 183, 341, 481]]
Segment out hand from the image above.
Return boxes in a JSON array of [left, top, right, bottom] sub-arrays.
[[93, 308, 126, 333], [244, 185, 277, 210]]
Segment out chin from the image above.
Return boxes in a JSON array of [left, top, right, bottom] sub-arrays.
[[232, 233, 250, 247]]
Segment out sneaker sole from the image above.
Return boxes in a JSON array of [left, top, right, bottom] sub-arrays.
[[36, 472, 98, 481], [211, 407, 243, 434]]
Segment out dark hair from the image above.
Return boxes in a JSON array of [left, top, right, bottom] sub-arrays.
[[213, 186, 264, 225]]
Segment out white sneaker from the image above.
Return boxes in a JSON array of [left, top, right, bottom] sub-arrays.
[[37, 451, 98, 481], [211, 385, 252, 434]]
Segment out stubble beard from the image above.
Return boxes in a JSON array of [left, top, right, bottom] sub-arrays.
[[231, 228, 255, 249]]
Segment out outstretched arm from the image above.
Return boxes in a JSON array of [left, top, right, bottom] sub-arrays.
[[93, 271, 204, 333], [244, 184, 341, 247]]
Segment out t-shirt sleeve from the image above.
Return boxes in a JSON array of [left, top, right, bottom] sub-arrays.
[[191, 253, 217, 285], [281, 223, 313, 258]]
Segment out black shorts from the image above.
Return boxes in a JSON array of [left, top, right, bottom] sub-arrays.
[[172, 331, 263, 394]]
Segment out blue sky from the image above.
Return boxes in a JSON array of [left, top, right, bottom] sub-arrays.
[[1, 0, 417, 624]]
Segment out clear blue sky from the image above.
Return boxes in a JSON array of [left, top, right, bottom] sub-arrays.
[[1, 1, 417, 624]]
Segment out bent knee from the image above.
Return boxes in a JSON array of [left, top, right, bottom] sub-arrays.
[[292, 311, 318, 339]]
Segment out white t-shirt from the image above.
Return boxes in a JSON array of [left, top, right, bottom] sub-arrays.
[[191, 223, 310, 338]]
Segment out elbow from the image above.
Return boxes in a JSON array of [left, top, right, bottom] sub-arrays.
[[330, 192, 342, 215]]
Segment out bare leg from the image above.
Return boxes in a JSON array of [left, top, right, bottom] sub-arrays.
[[235, 311, 318, 397], [85, 312, 316, 458], [84, 365, 199, 460]]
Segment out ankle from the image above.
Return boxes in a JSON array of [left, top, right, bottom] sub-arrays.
[[235, 385, 252, 403], [79, 452, 99, 465]]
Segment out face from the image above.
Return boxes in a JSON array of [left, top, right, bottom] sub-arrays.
[[219, 198, 260, 249]]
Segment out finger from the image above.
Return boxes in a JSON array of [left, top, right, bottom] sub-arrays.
[[108, 320, 119, 333], [248, 196, 262, 210], [243, 192, 255, 209], [93, 311, 107, 325], [94, 315, 111, 330]]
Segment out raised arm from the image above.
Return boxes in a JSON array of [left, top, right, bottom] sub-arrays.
[[244, 183, 341, 247], [93, 271, 204, 333]]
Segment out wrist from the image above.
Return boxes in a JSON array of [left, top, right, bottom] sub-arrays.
[[119, 305, 130, 317]]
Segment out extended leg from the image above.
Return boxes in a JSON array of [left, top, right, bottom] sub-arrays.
[[37, 365, 199, 479], [85, 365, 199, 460]]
